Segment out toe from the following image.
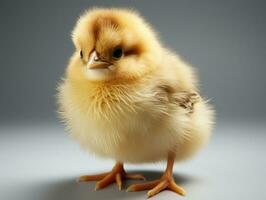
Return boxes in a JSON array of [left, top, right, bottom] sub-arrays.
[[95, 173, 115, 190], [125, 174, 146, 180], [147, 180, 168, 198], [127, 180, 160, 192], [116, 173, 122, 190], [77, 172, 109, 182], [169, 181, 186, 196]]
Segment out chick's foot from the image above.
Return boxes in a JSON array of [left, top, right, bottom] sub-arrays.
[[127, 153, 186, 198], [78, 162, 145, 190], [127, 174, 186, 198]]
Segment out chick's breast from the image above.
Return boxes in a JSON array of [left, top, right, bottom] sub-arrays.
[[58, 53, 214, 164]]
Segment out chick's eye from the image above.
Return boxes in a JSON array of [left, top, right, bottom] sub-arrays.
[[112, 48, 123, 59], [80, 50, 83, 59]]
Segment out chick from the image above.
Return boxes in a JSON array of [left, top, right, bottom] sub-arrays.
[[57, 8, 214, 198]]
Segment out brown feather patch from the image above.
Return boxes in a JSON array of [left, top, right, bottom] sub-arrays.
[[174, 92, 201, 114]]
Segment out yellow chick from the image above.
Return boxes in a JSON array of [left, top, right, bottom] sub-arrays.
[[57, 8, 214, 198]]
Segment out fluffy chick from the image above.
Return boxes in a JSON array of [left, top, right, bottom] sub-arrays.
[[57, 8, 214, 198]]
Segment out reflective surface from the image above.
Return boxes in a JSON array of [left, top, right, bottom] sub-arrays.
[[1, 122, 265, 200]]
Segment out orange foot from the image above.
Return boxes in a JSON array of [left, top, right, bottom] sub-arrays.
[[127, 153, 186, 198], [127, 174, 185, 198], [77, 162, 145, 190]]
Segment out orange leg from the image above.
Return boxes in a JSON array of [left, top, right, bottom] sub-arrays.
[[77, 162, 145, 190], [127, 153, 186, 198]]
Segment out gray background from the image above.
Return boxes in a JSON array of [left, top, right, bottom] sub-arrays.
[[1, 0, 266, 123], [1, 0, 266, 200]]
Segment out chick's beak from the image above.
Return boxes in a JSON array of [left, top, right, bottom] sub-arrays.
[[87, 51, 110, 69]]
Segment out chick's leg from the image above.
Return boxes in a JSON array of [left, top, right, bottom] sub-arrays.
[[127, 152, 186, 198], [78, 162, 145, 190]]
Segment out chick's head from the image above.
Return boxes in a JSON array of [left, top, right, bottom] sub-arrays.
[[69, 8, 162, 83]]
